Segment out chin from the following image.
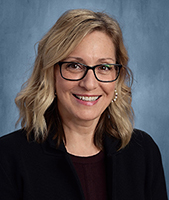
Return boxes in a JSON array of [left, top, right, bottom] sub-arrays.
[[76, 113, 101, 122]]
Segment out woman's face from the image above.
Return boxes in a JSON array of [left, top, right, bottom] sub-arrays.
[[55, 31, 116, 124]]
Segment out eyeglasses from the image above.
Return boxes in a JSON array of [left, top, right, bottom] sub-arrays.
[[56, 62, 122, 83]]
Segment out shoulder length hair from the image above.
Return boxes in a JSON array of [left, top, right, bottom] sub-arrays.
[[15, 9, 134, 149]]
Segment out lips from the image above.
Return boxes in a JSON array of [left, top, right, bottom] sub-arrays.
[[73, 94, 101, 101]]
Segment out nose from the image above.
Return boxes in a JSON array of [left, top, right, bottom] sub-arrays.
[[79, 69, 98, 91]]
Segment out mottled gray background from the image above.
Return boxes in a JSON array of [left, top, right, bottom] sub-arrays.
[[0, 0, 169, 194]]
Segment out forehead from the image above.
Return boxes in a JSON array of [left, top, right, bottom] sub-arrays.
[[66, 31, 116, 63]]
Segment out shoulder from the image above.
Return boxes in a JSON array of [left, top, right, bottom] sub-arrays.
[[130, 129, 159, 150], [129, 130, 167, 198], [0, 129, 27, 141], [0, 129, 28, 149], [0, 129, 44, 175], [0, 129, 32, 160], [126, 129, 162, 160]]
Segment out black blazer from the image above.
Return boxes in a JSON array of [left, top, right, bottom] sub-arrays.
[[0, 129, 168, 200]]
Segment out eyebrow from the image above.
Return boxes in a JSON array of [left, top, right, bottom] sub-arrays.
[[64, 57, 116, 63], [64, 57, 84, 62], [99, 58, 116, 62]]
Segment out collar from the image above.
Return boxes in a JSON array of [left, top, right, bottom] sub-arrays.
[[103, 133, 121, 156], [41, 129, 121, 156]]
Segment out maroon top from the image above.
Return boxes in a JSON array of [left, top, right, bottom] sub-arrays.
[[70, 151, 107, 200]]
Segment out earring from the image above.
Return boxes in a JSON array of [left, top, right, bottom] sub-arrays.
[[112, 89, 118, 102]]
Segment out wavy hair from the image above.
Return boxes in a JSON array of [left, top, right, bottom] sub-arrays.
[[15, 9, 134, 149]]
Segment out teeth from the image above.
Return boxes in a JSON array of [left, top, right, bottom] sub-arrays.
[[76, 95, 99, 101]]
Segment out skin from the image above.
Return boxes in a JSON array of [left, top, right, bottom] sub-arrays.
[[55, 31, 116, 156]]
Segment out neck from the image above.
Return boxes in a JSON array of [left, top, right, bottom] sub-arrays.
[[62, 119, 100, 157]]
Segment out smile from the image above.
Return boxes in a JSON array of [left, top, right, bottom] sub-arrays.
[[73, 94, 101, 101]]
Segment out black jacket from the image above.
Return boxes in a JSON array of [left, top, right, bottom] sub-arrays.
[[0, 129, 168, 200]]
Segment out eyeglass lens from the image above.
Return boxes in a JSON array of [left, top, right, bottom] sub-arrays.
[[60, 62, 120, 82]]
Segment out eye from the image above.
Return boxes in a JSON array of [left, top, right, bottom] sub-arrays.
[[98, 64, 113, 71], [66, 63, 81, 69], [64, 62, 85, 73]]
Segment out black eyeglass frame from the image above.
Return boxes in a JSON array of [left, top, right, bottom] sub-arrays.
[[56, 61, 122, 83]]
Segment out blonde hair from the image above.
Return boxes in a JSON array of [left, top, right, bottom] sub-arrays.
[[15, 9, 134, 149]]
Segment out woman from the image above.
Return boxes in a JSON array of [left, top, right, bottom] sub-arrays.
[[0, 9, 168, 200]]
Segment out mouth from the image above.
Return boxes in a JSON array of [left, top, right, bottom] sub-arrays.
[[73, 94, 101, 102]]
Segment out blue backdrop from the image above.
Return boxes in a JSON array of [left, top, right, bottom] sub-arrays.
[[0, 0, 169, 194]]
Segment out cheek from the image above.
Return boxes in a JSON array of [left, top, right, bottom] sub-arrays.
[[54, 68, 60, 91], [102, 82, 116, 98], [55, 78, 67, 95], [55, 69, 67, 93], [54, 72, 76, 97]]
